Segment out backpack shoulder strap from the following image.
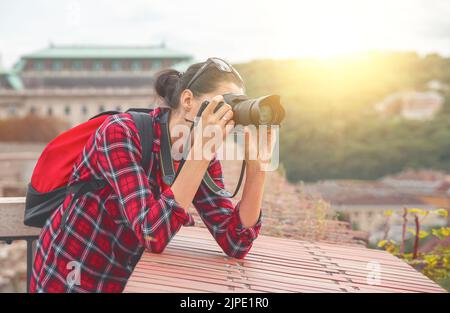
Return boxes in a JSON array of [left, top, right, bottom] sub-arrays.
[[128, 111, 154, 174]]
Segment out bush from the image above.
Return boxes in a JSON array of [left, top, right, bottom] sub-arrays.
[[0, 115, 69, 142], [377, 208, 450, 291]]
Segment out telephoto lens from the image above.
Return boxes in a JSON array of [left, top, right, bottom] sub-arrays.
[[200, 93, 285, 126]]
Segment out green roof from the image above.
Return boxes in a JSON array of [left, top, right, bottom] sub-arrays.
[[0, 69, 24, 90], [22, 45, 192, 60], [0, 58, 24, 90], [6, 73, 23, 90], [13, 59, 26, 72]]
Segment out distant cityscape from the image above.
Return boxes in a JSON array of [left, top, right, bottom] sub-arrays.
[[0, 44, 193, 127]]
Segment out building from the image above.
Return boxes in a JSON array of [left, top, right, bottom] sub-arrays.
[[374, 91, 444, 121], [426, 79, 448, 91], [0, 44, 192, 127], [302, 178, 448, 243]]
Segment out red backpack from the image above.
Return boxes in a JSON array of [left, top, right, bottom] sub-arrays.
[[24, 109, 154, 228]]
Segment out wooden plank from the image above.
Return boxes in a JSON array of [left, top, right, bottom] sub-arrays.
[[0, 197, 41, 239], [125, 227, 446, 293], [0, 197, 443, 293]]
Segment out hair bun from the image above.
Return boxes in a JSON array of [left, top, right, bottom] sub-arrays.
[[154, 69, 182, 107]]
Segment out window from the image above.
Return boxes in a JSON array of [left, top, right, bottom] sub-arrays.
[[72, 60, 83, 70], [112, 61, 122, 71], [152, 59, 161, 70], [53, 61, 63, 71], [65, 105, 71, 115], [81, 105, 88, 115], [47, 107, 53, 116], [33, 61, 44, 71], [131, 60, 141, 71], [93, 61, 103, 71], [115, 105, 122, 111], [29, 106, 36, 114], [99, 105, 105, 113]]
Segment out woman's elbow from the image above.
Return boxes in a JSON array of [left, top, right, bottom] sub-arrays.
[[147, 239, 169, 254], [140, 231, 170, 254], [222, 243, 253, 259]]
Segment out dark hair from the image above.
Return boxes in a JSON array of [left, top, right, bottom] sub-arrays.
[[154, 61, 244, 109]]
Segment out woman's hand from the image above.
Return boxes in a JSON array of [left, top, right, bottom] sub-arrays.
[[243, 125, 277, 172], [172, 95, 235, 209], [236, 125, 276, 228], [190, 95, 235, 161]]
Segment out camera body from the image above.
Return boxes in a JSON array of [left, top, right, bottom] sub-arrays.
[[199, 93, 285, 126]]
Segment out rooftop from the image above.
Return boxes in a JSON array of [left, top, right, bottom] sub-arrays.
[[302, 179, 429, 206], [21, 44, 192, 60], [0, 44, 194, 91]]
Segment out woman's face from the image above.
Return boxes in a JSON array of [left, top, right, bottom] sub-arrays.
[[179, 81, 244, 120]]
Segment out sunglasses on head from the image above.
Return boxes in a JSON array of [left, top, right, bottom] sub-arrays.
[[185, 57, 244, 90]]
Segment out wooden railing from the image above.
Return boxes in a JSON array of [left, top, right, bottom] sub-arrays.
[[0, 197, 40, 292]]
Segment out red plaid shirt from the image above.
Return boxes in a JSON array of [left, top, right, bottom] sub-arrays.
[[30, 107, 262, 293]]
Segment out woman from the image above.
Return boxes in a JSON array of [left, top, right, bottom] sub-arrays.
[[30, 58, 272, 293]]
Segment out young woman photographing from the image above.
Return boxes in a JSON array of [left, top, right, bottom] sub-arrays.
[[30, 58, 274, 292]]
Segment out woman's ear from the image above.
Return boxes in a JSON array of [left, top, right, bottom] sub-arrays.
[[179, 89, 194, 113]]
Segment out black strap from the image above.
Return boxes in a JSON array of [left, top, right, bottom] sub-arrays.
[[159, 111, 176, 186], [128, 111, 154, 173], [89, 110, 121, 120], [126, 108, 154, 114], [202, 161, 246, 198], [159, 110, 245, 198]]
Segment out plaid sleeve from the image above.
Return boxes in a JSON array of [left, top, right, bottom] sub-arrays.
[[94, 115, 194, 253], [192, 158, 263, 259]]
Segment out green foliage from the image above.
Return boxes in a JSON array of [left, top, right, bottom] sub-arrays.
[[377, 208, 450, 291], [236, 52, 450, 182]]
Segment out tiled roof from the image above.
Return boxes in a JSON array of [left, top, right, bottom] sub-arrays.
[[124, 226, 445, 293], [383, 169, 449, 182], [302, 180, 430, 205], [218, 159, 368, 245]]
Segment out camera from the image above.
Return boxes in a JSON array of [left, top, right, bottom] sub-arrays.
[[200, 93, 285, 126]]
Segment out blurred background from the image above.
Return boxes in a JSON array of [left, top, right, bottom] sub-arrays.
[[0, 0, 449, 291]]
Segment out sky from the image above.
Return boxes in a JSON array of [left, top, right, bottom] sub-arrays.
[[1, 0, 450, 68]]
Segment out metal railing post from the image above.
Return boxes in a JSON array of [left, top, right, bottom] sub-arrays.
[[26, 238, 36, 293]]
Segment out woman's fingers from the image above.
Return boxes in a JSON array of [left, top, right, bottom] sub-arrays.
[[218, 109, 234, 127], [212, 102, 233, 121], [203, 95, 234, 122], [203, 95, 224, 116], [202, 94, 234, 133]]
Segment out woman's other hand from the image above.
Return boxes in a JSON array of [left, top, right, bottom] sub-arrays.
[[190, 95, 235, 161], [244, 125, 277, 172]]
